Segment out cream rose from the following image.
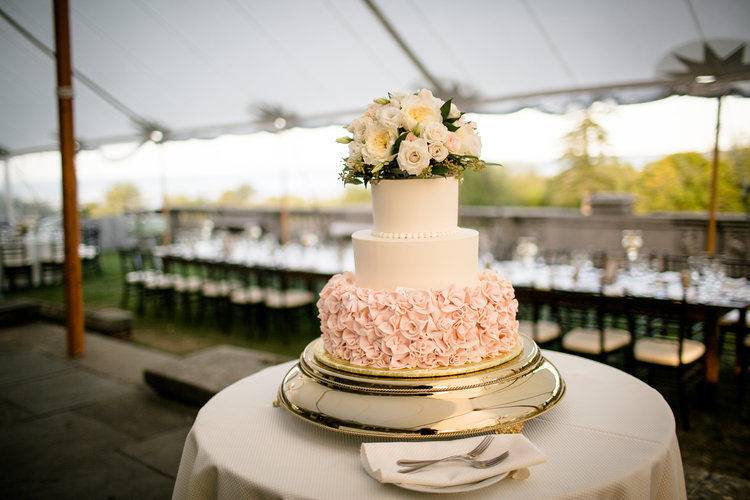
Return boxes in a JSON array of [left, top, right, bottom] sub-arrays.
[[388, 90, 410, 107], [456, 124, 481, 156], [448, 102, 461, 119], [428, 142, 449, 162], [347, 116, 373, 143], [444, 132, 462, 154], [362, 124, 397, 165], [397, 138, 431, 175], [400, 89, 443, 130], [421, 122, 449, 143], [377, 105, 403, 130]]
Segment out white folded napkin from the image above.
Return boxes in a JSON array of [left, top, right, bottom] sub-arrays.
[[360, 434, 545, 487]]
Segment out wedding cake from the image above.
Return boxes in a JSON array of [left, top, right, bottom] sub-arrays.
[[317, 89, 520, 370]]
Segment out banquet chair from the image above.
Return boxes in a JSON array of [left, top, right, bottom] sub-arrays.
[[559, 290, 632, 366], [119, 248, 156, 313], [261, 269, 315, 341], [517, 291, 561, 348], [627, 296, 705, 429], [221, 265, 263, 335], [1, 240, 33, 290], [40, 239, 65, 285]]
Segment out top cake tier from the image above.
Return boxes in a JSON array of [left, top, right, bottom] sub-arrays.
[[371, 177, 458, 238]]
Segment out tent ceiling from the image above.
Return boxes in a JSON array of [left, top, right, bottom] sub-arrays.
[[1, 0, 749, 156]]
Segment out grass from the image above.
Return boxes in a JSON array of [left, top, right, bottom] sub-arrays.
[[3, 252, 314, 358]]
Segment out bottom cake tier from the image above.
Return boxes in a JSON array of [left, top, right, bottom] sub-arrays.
[[318, 270, 521, 371], [276, 335, 565, 439]]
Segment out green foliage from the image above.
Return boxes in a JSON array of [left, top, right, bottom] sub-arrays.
[[90, 182, 143, 217], [634, 152, 743, 213], [216, 183, 256, 207], [543, 109, 636, 208], [460, 168, 547, 207]]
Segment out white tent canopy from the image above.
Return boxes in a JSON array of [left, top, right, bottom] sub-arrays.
[[1, 0, 749, 156]]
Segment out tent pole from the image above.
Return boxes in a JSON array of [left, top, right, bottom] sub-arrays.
[[706, 95, 723, 256], [53, 0, 85, 357], [2, 157, 14, 227]]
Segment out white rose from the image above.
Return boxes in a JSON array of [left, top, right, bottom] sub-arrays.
[[421, 122, 449, 143], [347, 116, 373, 143], [365, 103, 382, 119], [388, 90, 411, 107], [400, 89, 443, 130], [397, 138, 431, 176], [377, 105, 403, 130], [456, 125, 481, 156], [348, 140, 363, 159], [428, 142, 449, 162], [448, 102, 461, 119], [444, 132, 462, 154], [362, 124, 397, 165]]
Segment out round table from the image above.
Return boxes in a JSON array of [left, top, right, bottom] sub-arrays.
[[172, 351, 686, 500]]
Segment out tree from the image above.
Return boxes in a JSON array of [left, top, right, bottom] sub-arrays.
[[216, 184, 255, 207], [634, 152, 743, 213], [460, 167, 547, 207], [544, 108, 636, 208], [91, 182, 143, 217], [728, 142, 750, 212]]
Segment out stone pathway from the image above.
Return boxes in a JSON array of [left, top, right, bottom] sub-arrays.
[[0, 323, 196, 499]]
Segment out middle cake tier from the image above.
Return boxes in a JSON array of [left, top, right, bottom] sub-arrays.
[[352, 228, 479, 290]]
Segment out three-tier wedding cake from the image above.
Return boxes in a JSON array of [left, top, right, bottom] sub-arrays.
[[317, 89, 520, 370]]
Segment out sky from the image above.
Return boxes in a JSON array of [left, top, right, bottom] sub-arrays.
[[4, 95, 750, 210]]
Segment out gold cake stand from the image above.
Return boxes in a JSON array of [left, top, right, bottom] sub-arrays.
[[276, 335, 565, 439]]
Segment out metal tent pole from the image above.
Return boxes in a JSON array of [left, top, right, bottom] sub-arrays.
[[53, 0, 85, 357], [1, 156, 14, 227], [706, 95, 723, 256]]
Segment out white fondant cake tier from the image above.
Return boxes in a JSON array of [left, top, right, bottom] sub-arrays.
[[371, 177, 458, 237], [352, 228, 478, 290]]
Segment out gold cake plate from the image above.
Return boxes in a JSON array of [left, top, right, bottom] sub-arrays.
[[276, 335, 565, 439]]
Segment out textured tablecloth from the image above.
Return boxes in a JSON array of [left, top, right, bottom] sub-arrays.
[[172, 351, 686, 500]]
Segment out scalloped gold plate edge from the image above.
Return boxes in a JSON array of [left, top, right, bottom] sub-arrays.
[[313, 338, 524, 378]]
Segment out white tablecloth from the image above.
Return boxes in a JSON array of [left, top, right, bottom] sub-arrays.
[[173, 351, 686, 500]]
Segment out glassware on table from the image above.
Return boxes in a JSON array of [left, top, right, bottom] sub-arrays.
[[514, 237, 538, 267], [621, 230, 643, 265]]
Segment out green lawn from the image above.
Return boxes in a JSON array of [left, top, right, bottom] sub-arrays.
[[4, 252, 313, 358]]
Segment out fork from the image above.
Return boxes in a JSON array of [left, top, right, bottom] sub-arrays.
[[396, 435, 493, 468], [398, 450, 510, 474]]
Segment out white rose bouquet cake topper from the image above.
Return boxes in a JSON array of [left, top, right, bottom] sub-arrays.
[[337, 89, 495, 185]]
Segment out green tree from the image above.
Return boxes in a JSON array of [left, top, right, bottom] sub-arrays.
[[460, 168, 547, 207], [91, 182, 143, 216], [216, 184, 255, 207], [544, 109, 636, 208], [635, 152, 743, 212], [728, 143, 750, 212]]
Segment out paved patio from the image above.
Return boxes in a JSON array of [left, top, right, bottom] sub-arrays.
[[1, 321, 748, 499], [0, 323, 195, 499]]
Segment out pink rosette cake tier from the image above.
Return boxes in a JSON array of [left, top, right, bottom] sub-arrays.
[[318, 270, 520, 370]]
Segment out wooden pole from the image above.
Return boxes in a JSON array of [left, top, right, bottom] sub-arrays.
[[53, 0, 85, 357], [706, 95, 723, 256]]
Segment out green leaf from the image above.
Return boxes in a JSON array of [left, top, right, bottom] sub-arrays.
[[445, 122, 459, 132], [440, 98, 452, 120], [348, 178, 363, 185], [371, 162, 386, 174], [432, 164, 449, 176], [391, 131, 408, 155]]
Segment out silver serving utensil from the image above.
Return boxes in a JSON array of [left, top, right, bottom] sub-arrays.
[[398, 450, 509, 474], [396, 435, 493, 468]]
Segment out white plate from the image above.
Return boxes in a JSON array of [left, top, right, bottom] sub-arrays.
[[394, 472, 510, 494]]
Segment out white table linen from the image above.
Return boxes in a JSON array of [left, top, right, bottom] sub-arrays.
[[173, 351, 686, 500]]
